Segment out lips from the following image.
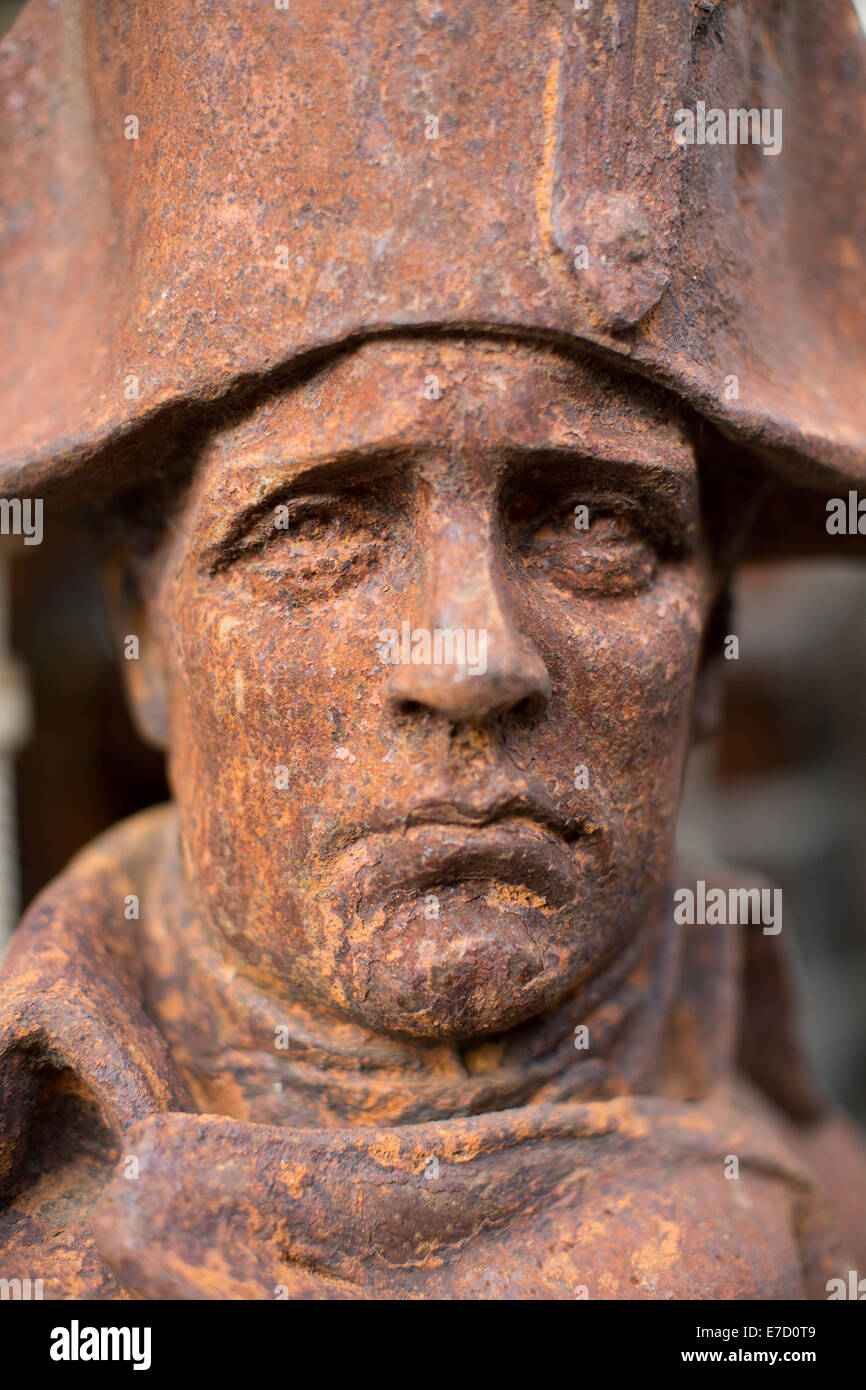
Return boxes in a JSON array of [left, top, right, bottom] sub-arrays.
[[403, 793, 587, 842], [368, 820, 583, 905], [302, 791, 608, 1038], [322, 786, 592, 852], [324, 800, 595, 911]]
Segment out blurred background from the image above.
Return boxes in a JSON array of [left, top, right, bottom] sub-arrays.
[[678, 562, 866, 1128], [0, 2, 18, 40], [1, 0, 864, 1130]]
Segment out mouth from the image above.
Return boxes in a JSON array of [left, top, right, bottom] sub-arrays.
[[402, 793, 589, 844], [300, 792, 609, 1037], [322, 796, 598, 909]]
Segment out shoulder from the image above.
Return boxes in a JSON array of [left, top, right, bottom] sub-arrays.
[[0, 805, 190, 1291]]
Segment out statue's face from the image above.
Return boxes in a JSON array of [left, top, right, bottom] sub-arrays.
[[150, 337, 716, 1038]]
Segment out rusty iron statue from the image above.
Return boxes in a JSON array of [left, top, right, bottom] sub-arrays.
[[1, 0, 866, 1299]]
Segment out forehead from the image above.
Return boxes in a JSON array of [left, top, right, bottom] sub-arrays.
[[204, 337, 695, 474]]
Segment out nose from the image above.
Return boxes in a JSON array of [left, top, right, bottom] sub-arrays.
[[386, 506, 551, 722]]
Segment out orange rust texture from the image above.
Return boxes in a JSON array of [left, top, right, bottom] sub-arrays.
[[2, 1, 866, 1299]]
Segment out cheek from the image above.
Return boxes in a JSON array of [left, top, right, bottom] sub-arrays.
[[538, 571, 708, 809], [163, 582, 392, 834], [607, 587, 704, 737]]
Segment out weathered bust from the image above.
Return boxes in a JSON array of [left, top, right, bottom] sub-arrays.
[[1, 0, 866, 1300]]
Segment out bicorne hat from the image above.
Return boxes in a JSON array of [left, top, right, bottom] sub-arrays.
[[1, 0, 865, 546]]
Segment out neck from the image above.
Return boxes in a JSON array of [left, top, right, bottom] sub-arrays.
[[140, 825, 680, 1127]]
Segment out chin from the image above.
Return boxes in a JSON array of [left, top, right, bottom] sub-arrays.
[[330, 889, 586, 1039]]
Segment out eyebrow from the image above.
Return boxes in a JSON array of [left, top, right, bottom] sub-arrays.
[[248, 437, 415, 484], [504, 439, 696, 494], [197, 430, 697, 566], [212, 424, 695, 493]]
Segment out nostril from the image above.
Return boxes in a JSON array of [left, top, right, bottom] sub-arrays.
[[394, 698, 427, 719], [391, 686, 547, 725], [385, 631, 551, 722], [509, 691, 548, 724]]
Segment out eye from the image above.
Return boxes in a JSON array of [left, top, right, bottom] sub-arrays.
[[210, 491, 387, 598], [514, 498, 658, 597]]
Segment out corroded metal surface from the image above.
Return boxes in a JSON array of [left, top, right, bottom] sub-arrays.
[[1, 0, 865, 496], [1, 1, 866, 1300]]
